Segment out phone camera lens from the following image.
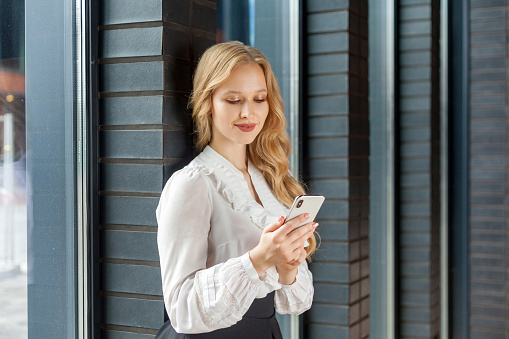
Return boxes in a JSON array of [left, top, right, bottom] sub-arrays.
[[296, 200, 303, 208]]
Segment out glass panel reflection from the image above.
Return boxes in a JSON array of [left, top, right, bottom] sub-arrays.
[[0, 1, 27, 337], [2, 0, 82, 337]]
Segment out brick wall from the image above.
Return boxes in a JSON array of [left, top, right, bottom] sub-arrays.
[[304, 1, 370, 338], [397, 0, 441, 337], [98, 0, 216, 336], [468, 0, 509, 337]]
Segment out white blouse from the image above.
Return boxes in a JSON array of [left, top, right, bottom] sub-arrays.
[[156, 146, 314, 334]]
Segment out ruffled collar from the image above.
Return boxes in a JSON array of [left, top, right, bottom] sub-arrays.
[[190, 146, 287, 230]]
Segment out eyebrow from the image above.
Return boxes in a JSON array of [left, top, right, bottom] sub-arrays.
[[224, 89, 267, 94]]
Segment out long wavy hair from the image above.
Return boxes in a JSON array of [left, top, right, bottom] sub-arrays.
[[189, 41, 317, 259]]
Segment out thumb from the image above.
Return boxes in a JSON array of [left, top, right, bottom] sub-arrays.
[[263, 216, 285, 234]]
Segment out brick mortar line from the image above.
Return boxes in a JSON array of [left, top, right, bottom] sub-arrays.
[[307, 92, 367, 98], [101, 324, 159, 335], [102, 291, 163, 300], [99, 55, 196, 66], [301, 321, 348, 329], [98, 21, 215, 40], [99, 158, 184, 165], [192, 0, 216, 9], [99, 124, 188, 131], [100, 224, 158, 232], [100, 191, 161, 198], [99, 21, 163, 31], [470, 55, 509, 61], [470, 254, 507, 259], [307, 51, 369, 59], [469, 17, 507, 23], [307, 113, 369, 119], [100, 258, 160, 267], [100, 90, 189, 98], [307, 10, 369, 18], [307, 135, 369, 140]]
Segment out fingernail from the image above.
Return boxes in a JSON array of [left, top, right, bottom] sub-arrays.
[[303, 213, 310, 219], [279, 216, 284, 223], [313, 223, 319, 228]]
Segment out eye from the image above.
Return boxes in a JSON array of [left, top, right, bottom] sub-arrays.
[[226, 99, 241, 104], [254, 98, 266, 103]]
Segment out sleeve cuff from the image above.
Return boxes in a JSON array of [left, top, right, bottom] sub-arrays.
[[240, 252, 265, 286], [240, 253, 282, 289], [279, 267, 302, 291]]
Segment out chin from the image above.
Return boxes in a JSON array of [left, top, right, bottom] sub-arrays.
[[237, 138, 256, 146]]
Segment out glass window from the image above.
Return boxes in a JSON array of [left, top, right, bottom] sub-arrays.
[[1, 0, 87, 337], [0, 1, 27, 337]]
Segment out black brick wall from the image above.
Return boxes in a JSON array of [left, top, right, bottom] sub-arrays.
[[304, 1, 370, 338], [397, 0, 441, 337], [97, 0, 216, 336], [468, 0, 509, 337]]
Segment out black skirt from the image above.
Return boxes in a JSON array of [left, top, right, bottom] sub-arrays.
[[155, 292, 283, 339]]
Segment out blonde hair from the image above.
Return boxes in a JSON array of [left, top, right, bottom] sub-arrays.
[[189, 41, 317, 259]]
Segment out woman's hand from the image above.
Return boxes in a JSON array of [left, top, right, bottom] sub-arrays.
[[249, 214, 318, 278]]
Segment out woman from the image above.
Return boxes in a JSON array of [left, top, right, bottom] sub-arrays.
[[156, 41, 317, 339]]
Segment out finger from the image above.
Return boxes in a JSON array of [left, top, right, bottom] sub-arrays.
[[288, 222, 318, 244], [298, 248, 307, 263], [277, 213, 311, 236], [291, 247, 307, 265], [290, 250, 305, 266], [263, 216, 285, 234], [295, 251, 307, 266]]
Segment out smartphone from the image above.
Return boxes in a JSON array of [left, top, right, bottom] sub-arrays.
[[284, 195, 325, 229]]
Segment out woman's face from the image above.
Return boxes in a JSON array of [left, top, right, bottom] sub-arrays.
[[210, 62, 269, 149]]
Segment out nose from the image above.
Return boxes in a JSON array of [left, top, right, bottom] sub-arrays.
[[240, 101, 253, 118]]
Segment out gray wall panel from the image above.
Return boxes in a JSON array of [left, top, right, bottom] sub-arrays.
[[103, 296, 164, 329], [102, 163, 164, 193], [101, 27, 163, 58], [101, 0, 162, 25], [102, 263, 162, 295], [102, 230, 159, 261], [101, 196, 159, 226]]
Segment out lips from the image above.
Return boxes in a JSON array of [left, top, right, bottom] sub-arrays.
[[235, 124, 256, 132]]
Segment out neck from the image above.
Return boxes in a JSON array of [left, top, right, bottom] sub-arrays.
[[209, 141, 248, 172]]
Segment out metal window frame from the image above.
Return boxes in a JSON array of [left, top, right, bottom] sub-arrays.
[[440, 0, 449, 337], [288, 1, 301, 338], [368, 0, 396, 337], [86, 0, 101, 337], [75, 0, 89, 337]]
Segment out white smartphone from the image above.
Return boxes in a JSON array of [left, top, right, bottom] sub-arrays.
[[284, 195, 325, 229]]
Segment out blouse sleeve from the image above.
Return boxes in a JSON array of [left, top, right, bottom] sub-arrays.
[[156, 168, 264, 334], [274, 260, 314, 314]]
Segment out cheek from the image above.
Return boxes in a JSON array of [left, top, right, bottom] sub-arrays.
[[259, 104, 269, 124]]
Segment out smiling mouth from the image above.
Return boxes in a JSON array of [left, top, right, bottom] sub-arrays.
[[235, 124, 256, 132]]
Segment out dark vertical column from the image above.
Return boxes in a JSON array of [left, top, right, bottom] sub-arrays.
[[468, 0, 509, 337], [397, 0, 441, 337], [304, 1, 370, 338], [449, 0, 470, 337], [97, 0, 216, 336]]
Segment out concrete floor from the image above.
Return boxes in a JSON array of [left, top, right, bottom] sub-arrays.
[[0, 272, 27, 339], [0, 203, 28, 339]]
